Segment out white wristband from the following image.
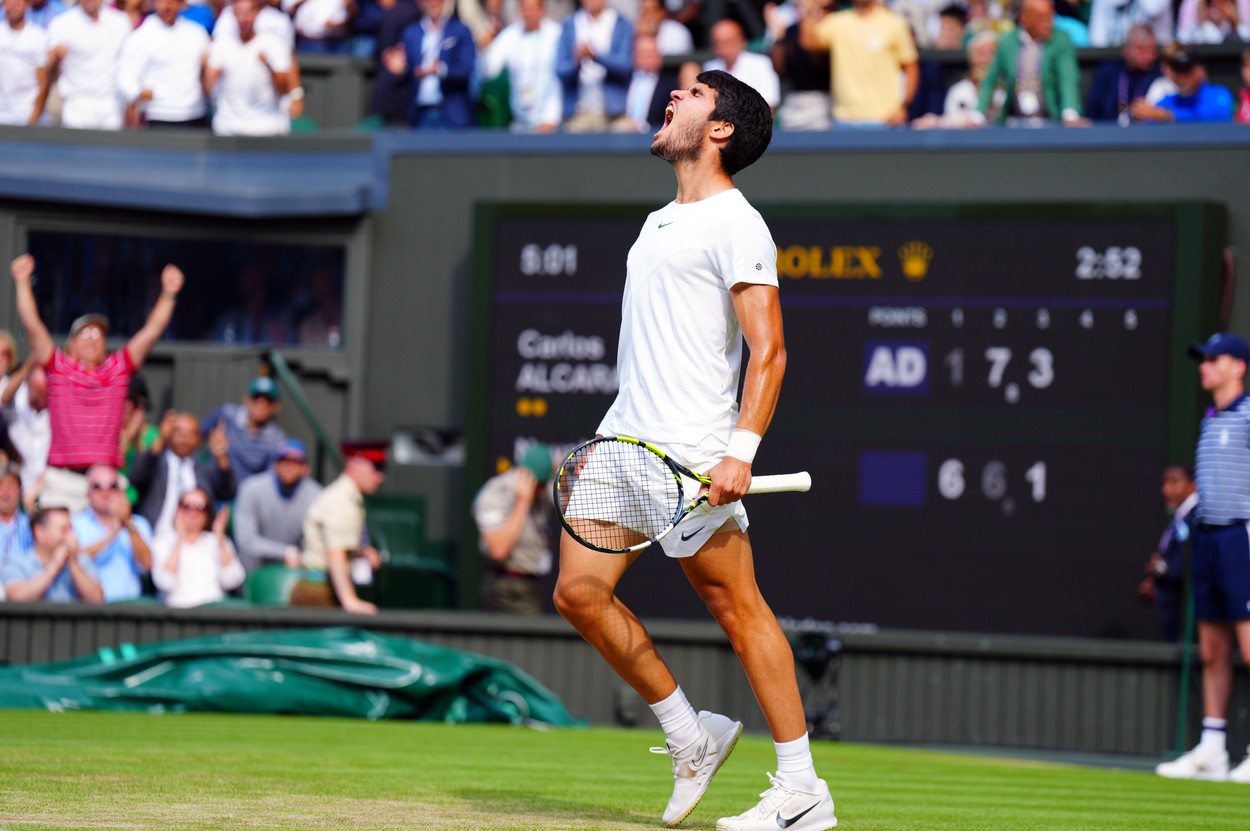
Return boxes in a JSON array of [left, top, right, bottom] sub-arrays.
[[725, 429, 761, 464]]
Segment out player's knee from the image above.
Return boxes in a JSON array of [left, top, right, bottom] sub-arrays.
[[552, 580, 599, 625]]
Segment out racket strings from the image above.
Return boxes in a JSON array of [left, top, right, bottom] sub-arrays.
[[557, 440, 683, 551]]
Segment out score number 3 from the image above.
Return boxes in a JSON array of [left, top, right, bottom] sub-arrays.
[[946, 347, 1054, 389]]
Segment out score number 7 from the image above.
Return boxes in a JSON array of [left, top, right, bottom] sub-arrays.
[[945, 347, 1054, 389]]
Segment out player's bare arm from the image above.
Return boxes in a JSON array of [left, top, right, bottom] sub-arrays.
[[705, 282, 786, 507]]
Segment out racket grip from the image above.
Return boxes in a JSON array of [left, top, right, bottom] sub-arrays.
[[747, 472, 812, 494]]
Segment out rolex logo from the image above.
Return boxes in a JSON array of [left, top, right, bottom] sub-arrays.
[[898, 241, 933, 282]]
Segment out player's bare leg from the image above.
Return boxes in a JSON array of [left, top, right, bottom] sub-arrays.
[[553, 527, 677, 700], [682, 527, 837, 831], [554, 529, 744, 826]]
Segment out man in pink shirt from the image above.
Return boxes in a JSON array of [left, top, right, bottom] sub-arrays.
[[9, 254, 184, 512]]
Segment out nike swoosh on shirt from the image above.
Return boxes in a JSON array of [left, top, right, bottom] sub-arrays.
[[776, 801, 820, 828], [679, 526, 706, 542], [658, 221, 675, 228]]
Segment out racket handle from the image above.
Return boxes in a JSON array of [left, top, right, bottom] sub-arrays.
[[747, 472, 811, 494]]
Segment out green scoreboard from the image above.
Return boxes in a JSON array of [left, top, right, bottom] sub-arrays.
[[469, 202, 1226, 638]]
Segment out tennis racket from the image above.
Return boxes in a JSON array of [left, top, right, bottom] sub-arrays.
[[553, 435, 811, 554]]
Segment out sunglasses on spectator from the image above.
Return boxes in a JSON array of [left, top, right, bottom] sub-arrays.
[[178, 500, 208, 512], [90, 481, 121, 491]]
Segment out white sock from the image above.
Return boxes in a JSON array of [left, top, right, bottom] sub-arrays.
[[650, 687, 702, 750], [774, 734, 819, 792], [1200, 718, 1227, 751]]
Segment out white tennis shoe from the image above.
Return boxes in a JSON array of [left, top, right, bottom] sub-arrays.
[[716, 773, 837, 831], [1155, 743, 1229, 780], [652, 710, 743, 827]]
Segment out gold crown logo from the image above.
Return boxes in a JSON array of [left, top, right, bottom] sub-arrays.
[[898, 241, 933, 282]]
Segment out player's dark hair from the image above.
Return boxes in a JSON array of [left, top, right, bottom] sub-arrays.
[[697, 69, 772, 176], [1165, 462, 1195, 482]]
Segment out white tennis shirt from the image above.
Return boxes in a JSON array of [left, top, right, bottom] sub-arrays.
[[0, 20, 48, 126], [597, 188, 778, 459]]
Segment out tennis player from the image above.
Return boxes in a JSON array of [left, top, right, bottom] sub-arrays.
[[553, 70, 837, 831]]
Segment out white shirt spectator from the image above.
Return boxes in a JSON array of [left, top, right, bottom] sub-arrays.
[[624, 66, 659, 129], [46, 3, 130, 129], [654, 18, 691, 55], [703, 50, 780, 109], [118, 15, 210, 122], [481, 16, 563, 129], [207, 33, 292, 135], [2, 383, 49, 496], [151, 530, 246, 608], [1087, 0, 1173, 46], [572, 7, 619, 116], [281, 0, 349, 40], [215, 3, 296, 47], [0, 17, 48, 126], [1176, 0, 1250, 43]]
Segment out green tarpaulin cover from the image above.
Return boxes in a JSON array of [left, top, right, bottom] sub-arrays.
[[0, 627, 581, 727]]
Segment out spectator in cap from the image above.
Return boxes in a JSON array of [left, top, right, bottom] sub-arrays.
[[472, 441, 555, 615], [202, 375, 289, 482], [1131, 50, 1235, 123], [1156, 332, 1250, 783], [0, 462, 32, 574], [233, 438, 323, 572], [291, 439, 386, 614], [72, 463, 153, 602], [8, 254, 184, 515]]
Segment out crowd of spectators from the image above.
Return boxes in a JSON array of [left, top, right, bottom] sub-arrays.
[[1, 0, 1248, 132], [0, 252, 383, 608]]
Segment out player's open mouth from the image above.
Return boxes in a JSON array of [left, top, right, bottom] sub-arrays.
[[655, 105, 674, 138]]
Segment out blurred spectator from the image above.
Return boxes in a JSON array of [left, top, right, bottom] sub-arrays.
[[283, 0, 353, 51], [116, 0, 150, 29], [914, 28, 999, 126], [290, 441, 385, 614], [964, 0, 1013, 39], [556, 0, 634, 131], [907, 27, 947, 121], [677, 55, 699, 88], [370, 0, 420, 125], [233, 438, 321, 571], [1050, 3, 1090, 45], [977, 0, 1083, 126], [1085, 23, 1162, 124], [130, 411, 237, 539], [0, 357, 49, 509], [1, 506, 103, 603], [201, 376, 289, 482], [635, 0, 691, 53], [216, 0, 297, 43], [0, 331, 15, 381], [621, 33, 678, 131], [73, 464, 153, 602], [772, 0, 830, 130], [0, 464, 32, 570], [118, 0, 211, 129], [934, 1, 966, 48], [0, 0, 50, 126], [206, 0, 296, 136], [1132, 49, 1235, 121], [1137, 464, 1197, 642], [480, 0, 563, 131], [9, 255, 183, 515], [473, 443, 553, 614], [25, 0, 65, 28], [1177, 0, 1250, 43], [180, 0, 213, 31], [45, 0, 131, 129], [704, 18, 780, 109], [1087, 0, 1172, 46], [1237, 49, 1250, 121], [798, 0, 918, 126], [119, 373, 159, 491], [151, 488, 245, 607], [383, 0, 477, 128], [894, 0, 944, 46]]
